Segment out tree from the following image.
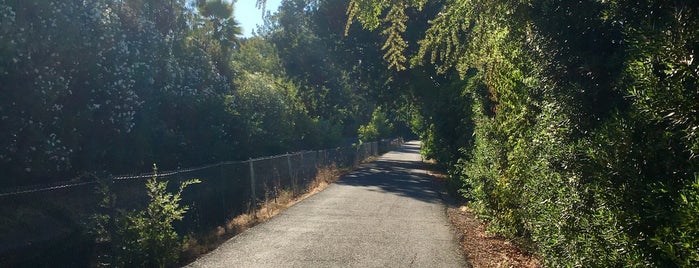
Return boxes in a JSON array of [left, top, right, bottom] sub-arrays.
[[194, 0, 242, 77], [347, 0, 699, 266], [358, 106, 393, 142]]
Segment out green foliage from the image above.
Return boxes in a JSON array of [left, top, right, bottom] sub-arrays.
[[358, 106, 393, 142], [653, 174, 699, 266], [0, 0, 236, 186], [346, 0, 428, 70], [1, 0, 381, 189], [230, 72, 298, 155], [349, 0, 699, 266], [618, 1, 699, 159], [229, 35, 344, 151], [303, 117, 343, 149], [231, 37, 284, 77], [263, 0, 390, 138], [91, 165, 200, 267], [199, 0, 233, 19]]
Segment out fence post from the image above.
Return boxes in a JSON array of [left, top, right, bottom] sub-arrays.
[[366, 143, 369, 159], [220, 163, 226, 217], [249, 159, 256, 203], [287, 154, 294, 192], [323, 149, 327, 167], [300, 152, 304, 183]]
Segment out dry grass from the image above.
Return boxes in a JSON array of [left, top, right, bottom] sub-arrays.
[[181, 164, 345, 264], [360, 156, 378, 164], [306, 164, 342, 195]]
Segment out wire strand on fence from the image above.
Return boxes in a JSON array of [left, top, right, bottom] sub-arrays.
[[0, 139, 404, 198]]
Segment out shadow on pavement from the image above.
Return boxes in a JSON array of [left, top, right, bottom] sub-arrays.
[[335, 142, 443, 204]]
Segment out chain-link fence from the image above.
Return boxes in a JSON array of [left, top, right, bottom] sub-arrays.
[[0, 138, 404, 266]]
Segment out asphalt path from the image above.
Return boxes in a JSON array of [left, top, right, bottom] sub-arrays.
[[187, 141, 467, 268]]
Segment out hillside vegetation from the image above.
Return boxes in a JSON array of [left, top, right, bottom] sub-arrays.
[[0, 0, 405, 188]]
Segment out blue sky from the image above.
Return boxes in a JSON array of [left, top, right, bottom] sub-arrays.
[[233, 0, 283, 37]]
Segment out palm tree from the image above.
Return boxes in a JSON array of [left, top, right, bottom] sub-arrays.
[[195, 0, 242, 75]]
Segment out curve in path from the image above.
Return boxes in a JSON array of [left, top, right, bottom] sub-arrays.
[[187, 141, 467, 268]]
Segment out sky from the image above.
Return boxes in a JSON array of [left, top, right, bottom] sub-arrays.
[[233, 0, 283, 37]]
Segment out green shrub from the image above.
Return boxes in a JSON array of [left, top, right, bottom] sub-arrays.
[[358, 106, 393, 142], [653, 174, 699, 267], [91, 165, 199, 267]]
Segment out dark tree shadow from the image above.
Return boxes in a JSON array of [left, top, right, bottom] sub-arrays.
[[335, 142, 444, 204]]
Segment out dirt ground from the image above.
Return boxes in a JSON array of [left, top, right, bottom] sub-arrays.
[[423, 160, 540, 268], [446, 205, 541, 268]]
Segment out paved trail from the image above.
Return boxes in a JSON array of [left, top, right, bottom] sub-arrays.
[[187, 141, 466, 268]]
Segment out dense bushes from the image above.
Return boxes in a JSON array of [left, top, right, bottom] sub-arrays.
[[350, 0, 699, 266], [357, 107, 393, 142], [0, 0, 386, 188], [0, 0, 235, 187]]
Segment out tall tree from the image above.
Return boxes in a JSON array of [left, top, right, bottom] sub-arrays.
[[347, 0, 699, 266]]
